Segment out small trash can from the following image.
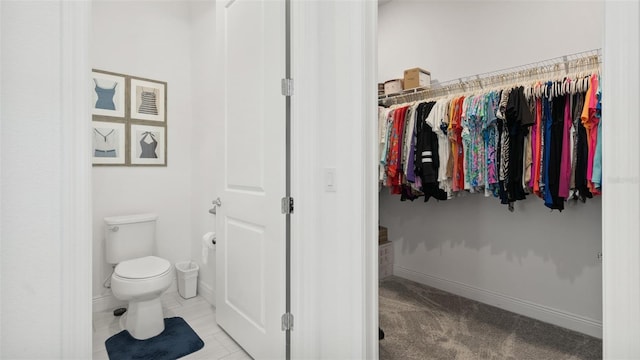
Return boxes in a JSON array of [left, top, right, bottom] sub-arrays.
[[175, 261, 199, 299]]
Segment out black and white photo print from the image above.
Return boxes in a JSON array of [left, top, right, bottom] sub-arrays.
[[130, 78, 166, 122]]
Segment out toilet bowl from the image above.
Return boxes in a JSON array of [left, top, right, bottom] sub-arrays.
[[111, 255, 173, 340]]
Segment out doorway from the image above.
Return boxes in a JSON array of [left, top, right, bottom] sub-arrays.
[[378, 2, 637, 354]]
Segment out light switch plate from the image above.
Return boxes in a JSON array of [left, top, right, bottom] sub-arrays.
[[324, 168, 336, 192]]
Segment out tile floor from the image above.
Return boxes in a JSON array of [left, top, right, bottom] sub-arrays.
[[92, 292, 252, 359]]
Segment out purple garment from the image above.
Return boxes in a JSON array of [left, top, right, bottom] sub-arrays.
[[558, 94, 572, 198], [528, 99, 538, 189]]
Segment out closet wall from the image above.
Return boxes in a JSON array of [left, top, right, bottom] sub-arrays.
[[379, 1, 603, 337]]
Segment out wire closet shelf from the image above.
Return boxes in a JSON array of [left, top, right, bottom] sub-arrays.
[[378, 49, 602, 106]]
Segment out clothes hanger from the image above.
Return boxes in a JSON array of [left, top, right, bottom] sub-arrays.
[[552, 65, 559, 97], [569, 69, 578, 94]]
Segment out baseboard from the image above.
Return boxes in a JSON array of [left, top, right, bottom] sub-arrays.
[[92, 292, 127, 313], [93, 276, 179, 313], [198, 280, 216, 307], [393, 266, 603, 339]]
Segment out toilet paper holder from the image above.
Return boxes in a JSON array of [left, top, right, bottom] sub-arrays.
[[208, 197, 222, 215]]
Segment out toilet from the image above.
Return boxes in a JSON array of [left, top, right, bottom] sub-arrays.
[[105, 213, 173, 340]]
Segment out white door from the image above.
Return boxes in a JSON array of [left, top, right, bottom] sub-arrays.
[[215, 0, 287, 359]]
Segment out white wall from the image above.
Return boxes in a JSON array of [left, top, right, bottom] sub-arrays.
[[1, 2, 63, 355], [291, 1, 378, 358], [188, 1, 218, 305], [91, 1, 195, 299], [1, 1, 92, 357], [379, 1, 604, 337], [379, 1, 604, 84]]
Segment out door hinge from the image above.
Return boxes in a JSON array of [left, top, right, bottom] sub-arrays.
[[281, 78, 294, 96], [281, 196, 294, 215], [281, 312, 294, 331]]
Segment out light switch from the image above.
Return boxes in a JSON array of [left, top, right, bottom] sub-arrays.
[[325, 168, 336, 192]]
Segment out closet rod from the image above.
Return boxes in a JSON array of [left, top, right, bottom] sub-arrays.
[[379, 48, 601, 105]]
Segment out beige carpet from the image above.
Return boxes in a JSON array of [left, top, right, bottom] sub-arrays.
[[379, 276, 601, 360]]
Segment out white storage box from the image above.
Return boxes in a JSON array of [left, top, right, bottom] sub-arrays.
[[379, 242, 394, 279], [175, 261, 199, 299], [384, 79, 403, 95]]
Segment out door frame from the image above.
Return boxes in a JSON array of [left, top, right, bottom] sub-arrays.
[[601, 1, 640, 357], [55, 1, 93, 357], [289, 0, 378, 358]]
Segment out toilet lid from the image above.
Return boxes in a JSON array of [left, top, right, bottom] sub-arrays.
[[115, 256, 171, 279]]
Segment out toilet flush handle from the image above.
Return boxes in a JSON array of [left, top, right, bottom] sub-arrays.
[[108, 226, 119, 232]]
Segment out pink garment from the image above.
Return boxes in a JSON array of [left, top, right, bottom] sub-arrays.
[[528, 97, 539, 189], [585, 75, 600, 187], [558, 94, 572, 198]]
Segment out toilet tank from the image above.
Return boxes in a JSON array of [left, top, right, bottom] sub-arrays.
[[105, 213, 158, 264]]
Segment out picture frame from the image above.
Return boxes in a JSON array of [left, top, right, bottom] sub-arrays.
[[91, 70, 126, 119], [91, 69, 168, 167], [130, 124, 166, 166], [130, 78, 166, 123], [92, 121, 126, 165]]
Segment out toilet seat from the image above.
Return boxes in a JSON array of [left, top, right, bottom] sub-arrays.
[[115, 256, 171, 280]]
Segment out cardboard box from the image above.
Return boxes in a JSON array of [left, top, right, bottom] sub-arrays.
[[403, 68, 431, 90], [383, 79, 403, 95], [379, 226, 388, 245], [379, 241, 393, 279]]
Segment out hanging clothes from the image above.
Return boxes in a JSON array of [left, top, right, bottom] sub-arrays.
[[377, 64, 602, 211], [386, 105, 409, 194], [530, 94, 543, 196], [496, 89, 510, 205], [461, 94, 486, 192], [582, 74, 601, 195], [450, 96, 465, 192], [415, 102, 447, 201], [403, 104, 419, 185], [558, 92, 573, 198], [547, 88, 566, 210], [592, 76, 603, 189], [379, 107, 393, 186], [505, 86, 534, 205], [483, 91, 500, 197], [574, 91, 593, 202]]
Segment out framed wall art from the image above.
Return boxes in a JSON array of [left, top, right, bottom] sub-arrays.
[[130, 124, 166, 166], [91, 69, 168, 167], [130, 78, 166, 123], [92, 121, 126, 165], [91, 70, 126, 119]]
